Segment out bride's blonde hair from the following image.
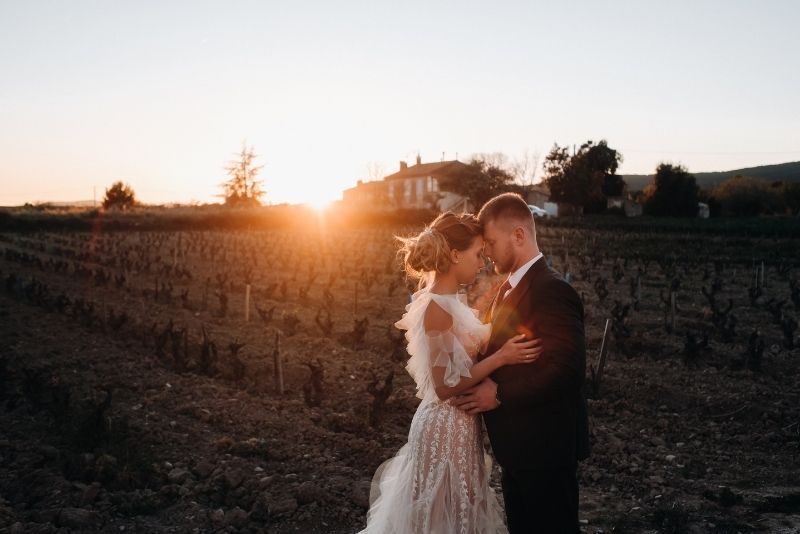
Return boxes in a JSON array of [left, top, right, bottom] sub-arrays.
[[396, 211, 482, 284]]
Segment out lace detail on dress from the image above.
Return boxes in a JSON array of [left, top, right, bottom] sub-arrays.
[[359, 288, 506, 534]]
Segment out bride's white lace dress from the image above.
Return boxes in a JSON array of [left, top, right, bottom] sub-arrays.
[[359, 288, 508, 534]]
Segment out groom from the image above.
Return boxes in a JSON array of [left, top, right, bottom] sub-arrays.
[[452, 193, 590, 533]]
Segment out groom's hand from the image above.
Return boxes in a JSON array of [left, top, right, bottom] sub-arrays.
[[451, 378, 499, 415]]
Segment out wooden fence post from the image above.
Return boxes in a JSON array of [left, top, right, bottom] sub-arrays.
[[273, 331, 284, 395], [636, 275, 642, 302], [591, 318, 613, 397], [354, 281, 359, 316], [244, 284, 251, 322], [670, 291, 676, 331]]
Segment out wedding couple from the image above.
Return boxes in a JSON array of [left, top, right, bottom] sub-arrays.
[[359, 193, 590, 534]]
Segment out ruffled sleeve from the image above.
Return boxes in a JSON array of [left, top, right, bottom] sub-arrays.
[[394, 291, 477, 400], [427, 329, 473, 387]]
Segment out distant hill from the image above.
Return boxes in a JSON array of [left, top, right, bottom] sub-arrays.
[[46, 200, 97, 207], [623, 161, 800, 191], [0, 201, 98, 210]]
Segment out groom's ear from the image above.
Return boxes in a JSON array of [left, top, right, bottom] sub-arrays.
[[512, 225, 526, 244]]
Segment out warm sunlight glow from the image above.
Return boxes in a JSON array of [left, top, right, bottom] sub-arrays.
[[2, 3, 799, 208], [305, 198, 333, 212], [302, 190, 336, 212], [269, 175, 343, 210]]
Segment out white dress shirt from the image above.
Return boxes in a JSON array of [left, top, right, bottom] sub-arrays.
[[502, 252, 544, 300]]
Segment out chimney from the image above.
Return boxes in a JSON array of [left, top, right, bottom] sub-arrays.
[[416, 154, 421, 165], [400, 161, 407, 171]]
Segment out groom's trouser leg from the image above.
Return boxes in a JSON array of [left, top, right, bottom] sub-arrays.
[[501, 464, 579, 534]]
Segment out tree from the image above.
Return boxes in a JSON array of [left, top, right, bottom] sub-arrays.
[[102, 181, 136, 210], [711, 175, 779, 216], [642, 163, 699, 217], [510, 149, 541, 192], [601, 173, 626, 198], [542, 144, 572, 199], [782, 182, 800, 216], [471, 152, 511, 171], [439, 157, 515, 208], [469, 150, 542, 191], [542, 140, 623, 212], [221, 143, 265, 207], [365, 161, 385, 182]]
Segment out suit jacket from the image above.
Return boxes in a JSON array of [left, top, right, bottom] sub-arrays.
[[480, 259, 590, 470]]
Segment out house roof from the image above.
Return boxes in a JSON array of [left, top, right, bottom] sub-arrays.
[[343, 179, 385, 193], [383, 160, 467, 181]]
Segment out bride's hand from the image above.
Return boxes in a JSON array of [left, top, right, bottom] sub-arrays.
[[498, 334, 543, 365]]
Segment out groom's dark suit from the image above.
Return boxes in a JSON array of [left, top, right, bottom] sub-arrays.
[[480, 258, 590, 533]]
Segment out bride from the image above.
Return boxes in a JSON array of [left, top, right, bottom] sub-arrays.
[[359, 212, 543, 534]]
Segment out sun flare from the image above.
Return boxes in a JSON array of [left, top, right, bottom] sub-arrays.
[[298, 185, 340, 212], [304, 196, 333, 212]]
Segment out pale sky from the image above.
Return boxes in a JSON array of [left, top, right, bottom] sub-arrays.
[[1, 0, 799, 206]]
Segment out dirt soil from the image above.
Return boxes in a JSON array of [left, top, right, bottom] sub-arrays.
[[0, 226, 798, 533]]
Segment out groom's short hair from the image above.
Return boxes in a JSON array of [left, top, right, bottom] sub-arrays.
[[478, 193, 534, 231]]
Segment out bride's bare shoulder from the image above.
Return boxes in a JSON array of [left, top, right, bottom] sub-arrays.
[[423, 299, 453, 333]]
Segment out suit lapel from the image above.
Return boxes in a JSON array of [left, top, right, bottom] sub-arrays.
[[484, 292, 500, 324], [489, 259, 546, 345]]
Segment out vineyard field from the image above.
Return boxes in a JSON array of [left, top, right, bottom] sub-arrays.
[[1, 220, 798, 533]]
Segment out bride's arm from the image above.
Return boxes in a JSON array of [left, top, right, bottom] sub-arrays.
[[425, 300, 541, 401]]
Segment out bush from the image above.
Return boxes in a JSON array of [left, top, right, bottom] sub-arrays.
[[712, 175, 780, 216], [103, 181, 137, 210], [642, 163, 698, 217], [780, 182, 800, 216]]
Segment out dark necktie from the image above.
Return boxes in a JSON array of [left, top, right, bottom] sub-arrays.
[[490, 279, 512, 321]]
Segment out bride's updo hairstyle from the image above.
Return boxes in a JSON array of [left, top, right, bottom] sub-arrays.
[[397, 211, 482, 282]]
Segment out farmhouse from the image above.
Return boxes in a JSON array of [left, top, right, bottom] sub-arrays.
[[343, 156, 555, 213], [343, 156, 470, 210], [607, 196, 644, 217]]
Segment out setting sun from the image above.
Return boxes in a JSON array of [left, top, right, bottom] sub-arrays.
[[296, 182, 341, 211], [304, 196, 334, 212]]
